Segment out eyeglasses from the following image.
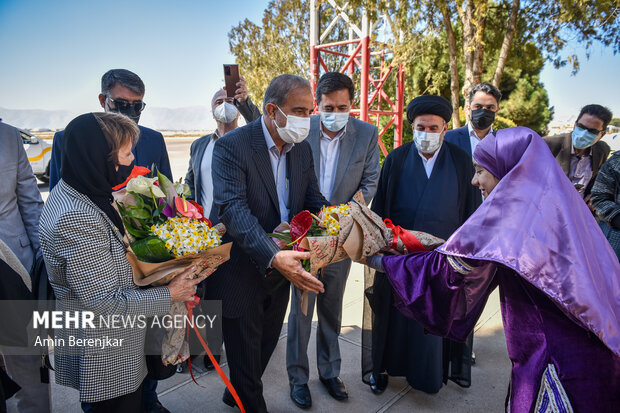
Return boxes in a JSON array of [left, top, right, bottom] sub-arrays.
[[107, 97, 146, 113], [576, 122, 603, 135]]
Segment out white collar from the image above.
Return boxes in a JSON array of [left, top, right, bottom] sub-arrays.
[[320, 123, 347, 141], [417, 146, 441, 164], [467, 122, 493, 140], [261, 115, 293, 153]]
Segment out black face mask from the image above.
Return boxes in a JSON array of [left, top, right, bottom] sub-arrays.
[[114, 161, 135, 187], [471, 108, 496, 130]]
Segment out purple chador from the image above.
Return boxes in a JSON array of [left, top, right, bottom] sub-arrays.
[[380, 127, 619, 412]]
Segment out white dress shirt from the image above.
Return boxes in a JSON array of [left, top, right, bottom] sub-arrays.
[[467, 122, 493, 156], [261, 116, 294, 223], [199, 131, 220, 219], [319, 124, 347, 201], [417, 146, 441, 178]]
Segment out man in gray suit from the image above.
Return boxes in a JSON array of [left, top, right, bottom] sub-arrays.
[[0, 120, 50, 412], [544, 104, 612, 200], [287, 72, 380, 408]]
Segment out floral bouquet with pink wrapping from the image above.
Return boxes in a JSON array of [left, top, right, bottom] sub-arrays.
[[113, 166, 231, 365]]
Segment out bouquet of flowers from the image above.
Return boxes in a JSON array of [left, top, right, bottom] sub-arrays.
[[270, 191, 444, 314], [113, 167, 231, 365]]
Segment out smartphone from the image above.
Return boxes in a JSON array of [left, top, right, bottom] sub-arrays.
[[224, 64, 240, 98]]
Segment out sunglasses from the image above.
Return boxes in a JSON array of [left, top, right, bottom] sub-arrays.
[[107, 97, 146, 113], [576, 122, 603, 135]]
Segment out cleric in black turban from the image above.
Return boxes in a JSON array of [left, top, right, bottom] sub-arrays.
[[406, 95, 452, 124], [363, 92, 480, 397]]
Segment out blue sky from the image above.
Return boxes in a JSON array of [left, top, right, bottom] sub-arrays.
[[0, 0, 268, 113], [0, 0, 618, 124]]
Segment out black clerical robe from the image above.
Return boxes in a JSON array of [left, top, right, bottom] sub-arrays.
[[362, 141, 478, 393]]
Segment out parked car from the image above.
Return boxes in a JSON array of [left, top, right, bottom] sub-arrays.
[[20, 129, 52, 183]]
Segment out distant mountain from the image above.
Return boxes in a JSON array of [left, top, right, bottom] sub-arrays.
[[0, 106, 217, 131], [140, 106, 215, 130], [0, 107, 74, 130]]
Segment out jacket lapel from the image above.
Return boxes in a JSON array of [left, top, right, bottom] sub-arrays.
[[592, 142, 604, 175], [193, 135, 212, 205], [287, 148, 302, 218], [250, 120, 280, 214], [460, 128, 472, 156], [560, 133, 572, 174], [331, 118, 356, 197], [307, 116, 321, 179]]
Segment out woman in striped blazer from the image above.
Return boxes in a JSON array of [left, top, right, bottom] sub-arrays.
[[39, 113, 203, 412]]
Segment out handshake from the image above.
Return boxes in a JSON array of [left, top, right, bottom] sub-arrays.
[[269, 191, 444, 297]]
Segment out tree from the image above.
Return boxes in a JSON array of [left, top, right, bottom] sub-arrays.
[[229, 0, 616, 139], [229, 0, 309, 110], [364, 0, 619, 126], [229, 0, 351, 110]]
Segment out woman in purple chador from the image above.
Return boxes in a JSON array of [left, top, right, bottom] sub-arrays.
[[368, 127, 619, 412]]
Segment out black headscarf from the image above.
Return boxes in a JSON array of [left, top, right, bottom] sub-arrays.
[[406, 95, 453, 124], [61, 113, 131, 235]]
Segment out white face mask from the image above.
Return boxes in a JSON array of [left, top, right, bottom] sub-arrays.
[[320, 111, 349, 132], [274, 106, 310, 143], [413, 130, 443, 154], [213, 102, 239, 124]]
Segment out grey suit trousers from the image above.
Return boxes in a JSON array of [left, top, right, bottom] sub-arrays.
[[286, 258, 352, 384]]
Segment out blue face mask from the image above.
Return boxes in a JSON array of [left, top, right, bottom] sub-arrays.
[[320, 111, 349, 132], [572, 126, 599, 149]]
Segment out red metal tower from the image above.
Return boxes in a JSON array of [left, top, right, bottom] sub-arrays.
[[309, 0, 405, 155]]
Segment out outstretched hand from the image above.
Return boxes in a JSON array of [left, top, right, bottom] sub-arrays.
[[271, 250, 324, 294]]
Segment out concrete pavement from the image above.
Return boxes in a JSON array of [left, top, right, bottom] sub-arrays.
[[26, 137, 512, 412], [38, 263, 511, 413]]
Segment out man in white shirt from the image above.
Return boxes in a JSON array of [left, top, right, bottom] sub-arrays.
[[286, 72, 380, 409], [445, 82, 502, 157], [185, 76, 260, 221]]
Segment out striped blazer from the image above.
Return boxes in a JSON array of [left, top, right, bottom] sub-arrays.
[[207, 118, 327, 317], [39, 180, 171, 403]]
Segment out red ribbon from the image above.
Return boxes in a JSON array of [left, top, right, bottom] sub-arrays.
[[384, 219, 427, 253], [185, 296, 246, 413]]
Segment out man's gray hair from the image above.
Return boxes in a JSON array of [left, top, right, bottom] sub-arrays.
[[101, 69, 146, 97], [262, 75, 310, 113]]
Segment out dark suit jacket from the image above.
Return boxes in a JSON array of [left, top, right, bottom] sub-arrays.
[[444, 125, 472, 156], [49, 125, 173, 190], [184, 97, 261, 210], [184, 133, 215, 207], [543, 132, 611, 197], [206, 118, 327, 317]]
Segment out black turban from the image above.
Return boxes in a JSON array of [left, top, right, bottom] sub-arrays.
[[406, 95, 452, 123]]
